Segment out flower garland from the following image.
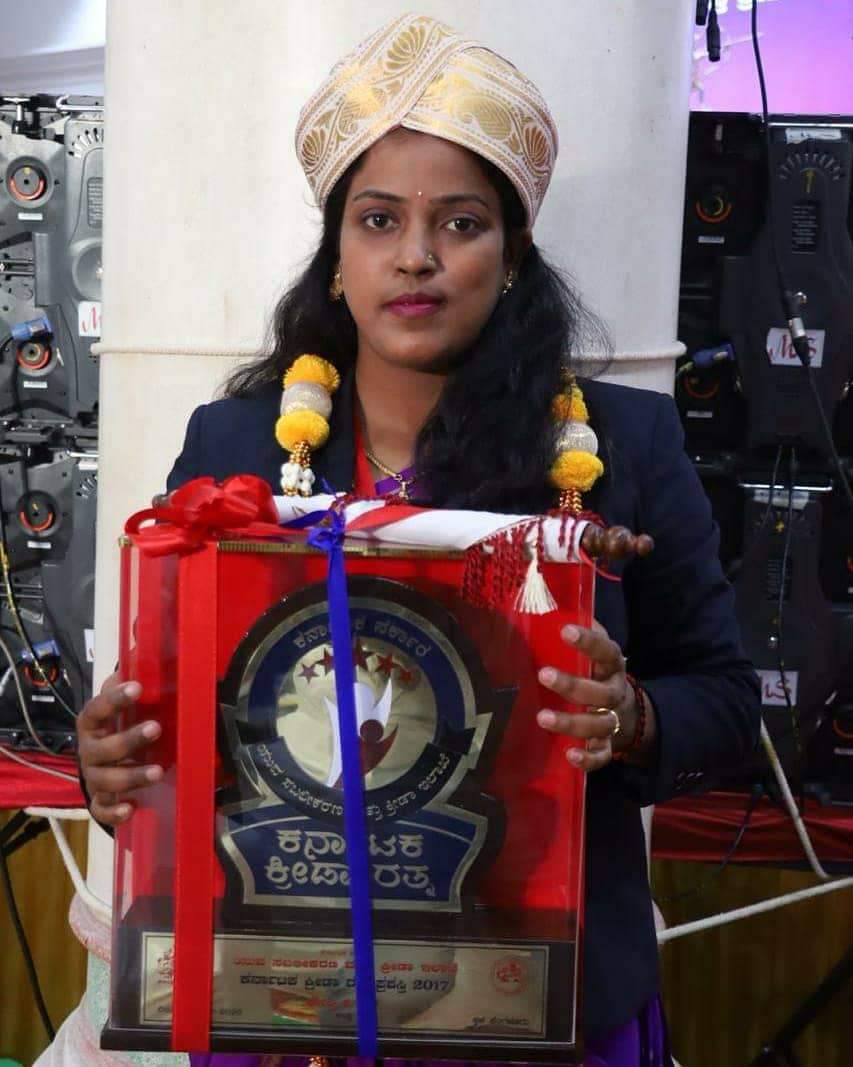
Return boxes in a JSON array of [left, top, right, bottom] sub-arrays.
[[548, 374, 604, 513], [275, 354, 341, 495], [275, 356, 604, 510]]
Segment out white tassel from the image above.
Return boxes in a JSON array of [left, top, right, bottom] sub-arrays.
[[514, 551, 557, 615]]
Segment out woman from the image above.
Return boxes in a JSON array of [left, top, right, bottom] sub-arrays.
[[76, 14, 760, 1067]]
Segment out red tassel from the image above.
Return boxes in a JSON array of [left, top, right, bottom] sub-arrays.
[[463, 522, 536, 609]]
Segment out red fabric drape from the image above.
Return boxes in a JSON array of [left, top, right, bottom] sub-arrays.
[[652, 790, 853, 866], [0, 753, 83, 809]]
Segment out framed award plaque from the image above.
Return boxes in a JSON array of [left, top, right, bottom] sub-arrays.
[[103, 523, 592, 1060]]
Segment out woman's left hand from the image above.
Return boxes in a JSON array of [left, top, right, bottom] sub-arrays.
[[537, 620, 644, 772]]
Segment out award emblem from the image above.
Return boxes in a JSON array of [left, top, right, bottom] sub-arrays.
[[217, 576, 512, 916]]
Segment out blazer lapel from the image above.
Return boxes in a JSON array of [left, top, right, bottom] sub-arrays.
[[576, 377, 614, 522]]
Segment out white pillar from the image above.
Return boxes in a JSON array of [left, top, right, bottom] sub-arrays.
[[43, 3, 694, 1062]]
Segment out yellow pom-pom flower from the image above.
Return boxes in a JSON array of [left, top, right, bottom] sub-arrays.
[[549, 449, 604, 492], [283, 354, 341, 393], [569, 386, 589, 423], [275, 410, 330, 452], [551, 386, 588, 424]]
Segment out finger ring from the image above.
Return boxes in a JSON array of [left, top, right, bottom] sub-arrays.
[[593, 706, 621, 735]]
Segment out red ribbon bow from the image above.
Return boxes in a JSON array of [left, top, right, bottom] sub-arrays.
[[124, 475, 284, 556]]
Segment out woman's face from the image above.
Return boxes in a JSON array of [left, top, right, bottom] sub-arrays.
[[338, 128, 526, 373]]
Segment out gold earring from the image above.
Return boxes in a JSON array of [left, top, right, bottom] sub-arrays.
[[502, 269, 516, 295], [329, 264, 344, 301]]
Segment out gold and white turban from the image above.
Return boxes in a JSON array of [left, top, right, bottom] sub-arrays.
[[295, 13, 558, 226]]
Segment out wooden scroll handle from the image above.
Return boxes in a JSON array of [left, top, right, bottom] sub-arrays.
[[580, 524, 654, 562]]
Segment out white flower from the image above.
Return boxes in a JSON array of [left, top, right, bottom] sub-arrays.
[[556, 421, 599, 455], [280, 381, 333, 419]]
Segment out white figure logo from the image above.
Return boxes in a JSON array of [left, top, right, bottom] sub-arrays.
[[323, 679, 396, 787]]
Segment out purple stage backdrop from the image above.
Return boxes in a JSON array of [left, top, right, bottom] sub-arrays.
[[691, 0, 853, 114]]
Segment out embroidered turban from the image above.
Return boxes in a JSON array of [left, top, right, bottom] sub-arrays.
[[295, 12, 558, 226]]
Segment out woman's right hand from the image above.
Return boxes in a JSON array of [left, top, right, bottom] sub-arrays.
[[76, 673, 163, 826]]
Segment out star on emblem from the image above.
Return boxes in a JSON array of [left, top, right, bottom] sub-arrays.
[[319, 648, 335, 675], [375, 653, 396, 677]]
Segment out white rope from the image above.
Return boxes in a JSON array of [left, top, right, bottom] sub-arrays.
[[36, 812, 112, 923], [24, 805, 90, 820], [22, 807, 112, 921], [760, 719, 831, 881], [90, 342, 261, 358], [90, 342, 686, 363], [656, 723, 837, 944], [657, 876, 853, 943], [575, 342, 686, 363]]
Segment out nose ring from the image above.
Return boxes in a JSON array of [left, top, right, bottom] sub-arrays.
[[426, 252, 437, 265]]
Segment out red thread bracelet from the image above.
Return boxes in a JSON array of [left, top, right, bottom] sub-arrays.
[[613, 674, 647, 760]]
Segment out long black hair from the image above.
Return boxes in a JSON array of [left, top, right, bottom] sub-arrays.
[[224, 156, 608, 513]]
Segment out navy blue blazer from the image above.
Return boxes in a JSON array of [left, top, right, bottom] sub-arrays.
[[167, 374, 761, 1036]]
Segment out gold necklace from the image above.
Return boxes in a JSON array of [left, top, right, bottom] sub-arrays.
[[363, 446, 413, 501]]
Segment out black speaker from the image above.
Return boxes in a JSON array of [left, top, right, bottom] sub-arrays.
[[678, 113, 853, 462], [0, 97, 65, 245], [0, 598, 76, 753], [0, 96, 102, 422], [676, 113, 763, 452], [805, 610, 853, 804], [820, 488, 853, 606], [0, 96, 101, 756], [0, 444, 74, 571], [731, 489, 840, 781], [720, 120, 853, 457], [40, 455, 96, 708]]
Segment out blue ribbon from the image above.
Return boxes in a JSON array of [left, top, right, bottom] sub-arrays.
[[305, 510, 379, 1057]]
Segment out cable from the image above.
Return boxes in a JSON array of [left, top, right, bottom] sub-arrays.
[[0, 547, 74, 716], [773, 447, 801, 764], [706, 0, 721, 62], [751, 443, 783, 548], [750, 2, 853, 515], [655, 783, 764, 907], [0, 745, 78, 782], [750, 3, 784, 294], [0, 825, 56, 1039], [0, 627, 54, 753], [46, 609, 87, 707], [724, 444, 783, 584]]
